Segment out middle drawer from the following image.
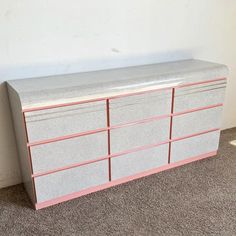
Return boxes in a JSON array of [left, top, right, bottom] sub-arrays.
[[172, 106, 223, 138], [31, 131, 108, 174], [110, 118, 170, 154]]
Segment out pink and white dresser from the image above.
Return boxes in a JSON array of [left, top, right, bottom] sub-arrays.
[[7, 59, 228, 209]]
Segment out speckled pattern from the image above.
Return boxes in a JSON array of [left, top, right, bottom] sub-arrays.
[[0, 128, 235, 235], [7, 59, 228, 109]]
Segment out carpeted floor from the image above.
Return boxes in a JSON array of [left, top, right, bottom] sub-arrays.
[[0, 128, 236, 235]]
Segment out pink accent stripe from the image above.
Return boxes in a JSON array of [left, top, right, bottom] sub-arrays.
[[27, 114, 171, 147], [171, 128, 219, 142], [27, 127, 108, 147], [22, 87, 171, 113], [32, 156, 109, 178], [168, 88, 175, 163], [23, 78, 226, 113], [110, 140, 170, 159], [35, 151, 217, 210], [23, 97, 106, 113], [106, 99, 112, 181], [31, 141, 169, 178], [112, 114, 171, 129], [177, 78, 226, 88], [108, 86, 170, 100], [173, 103, 223, 116], [27, 103, 222, 147], [22, 113, 37, 204], [111, 128, 219, 160], [31, 128, 219, 178]]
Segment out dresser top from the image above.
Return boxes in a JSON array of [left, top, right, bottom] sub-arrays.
[[7, 59, 228, 110]]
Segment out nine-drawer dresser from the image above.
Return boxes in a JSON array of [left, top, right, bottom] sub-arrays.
[[7, 59, 228, 209]]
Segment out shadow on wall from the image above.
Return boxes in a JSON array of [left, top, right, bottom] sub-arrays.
[[0, 50, 194, 80], [0, 50, 194, 189], [0, 82, 21, 188]]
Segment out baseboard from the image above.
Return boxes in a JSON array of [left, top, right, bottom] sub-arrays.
[[0, 176, 22, 189]]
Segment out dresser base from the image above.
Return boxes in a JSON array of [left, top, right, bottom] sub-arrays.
[[35, 151, 217, 210]]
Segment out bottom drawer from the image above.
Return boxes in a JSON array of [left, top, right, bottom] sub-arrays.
[[111, 144, 169, 180], [34, 160, 109, 203], [171, 130, 220, 163]]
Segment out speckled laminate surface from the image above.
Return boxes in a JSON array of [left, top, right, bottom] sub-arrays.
[[0, 128, 235, 235], [7, 59, 228, 109]]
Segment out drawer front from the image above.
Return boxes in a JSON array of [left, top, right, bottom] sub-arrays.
[[31, 132, 108, 173], [110, 89, 171, 125], [110, 118, 170, 154], [172, 106, 223, 138], [25, 101, 106, 142], [174, 80, 226, 112], [34, 160, 108, 203], [170, 131, 220, 163], [111, 144, 168, 180]]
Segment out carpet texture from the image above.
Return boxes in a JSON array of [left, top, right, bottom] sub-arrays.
[[0, 128, 236, 235]]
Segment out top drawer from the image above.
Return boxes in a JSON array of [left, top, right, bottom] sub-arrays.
[[174, 80, 226, 113], [110, 89, 172, 125], [25, 101, 106, 142]]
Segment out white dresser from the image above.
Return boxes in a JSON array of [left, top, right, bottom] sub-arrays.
[[7, 59, 228, 209]]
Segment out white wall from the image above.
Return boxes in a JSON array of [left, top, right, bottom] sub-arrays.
[[0, 0, 236, 188]]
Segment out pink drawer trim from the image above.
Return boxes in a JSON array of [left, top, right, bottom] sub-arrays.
[[22, 113, 37, 204], [176, 78, 226, 88], [173, 103, 223, 117], [22, 77, 226, 113], [26, 104, 223, 148], [32, 156, 109, 178], [35, 151, 217, 210], [27, 127, 108, 147], [168, 88, 175, 163], [22, 87, 171, 113], [31, 128, 219, 178], [20, 77, 225, 208]]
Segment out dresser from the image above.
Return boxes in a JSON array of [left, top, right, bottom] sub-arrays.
[[7, 59, 228, 209]]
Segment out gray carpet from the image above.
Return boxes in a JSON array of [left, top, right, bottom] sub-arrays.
[[0, 128, 236, 236]]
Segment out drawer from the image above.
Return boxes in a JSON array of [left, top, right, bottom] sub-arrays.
[[31, 132, 108, 173], [25, 101, 106, 142], [174, 80, 226, 112], [110, 89, 171, 125], [111, 144, 168, 180], [170, 130, 220, 163], [172, 106, 223, 138], [34, 160, 108, 203], [110, 118, 170, 154]]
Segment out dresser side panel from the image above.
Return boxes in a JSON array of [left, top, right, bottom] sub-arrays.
[[7, 85, 34, 203]]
